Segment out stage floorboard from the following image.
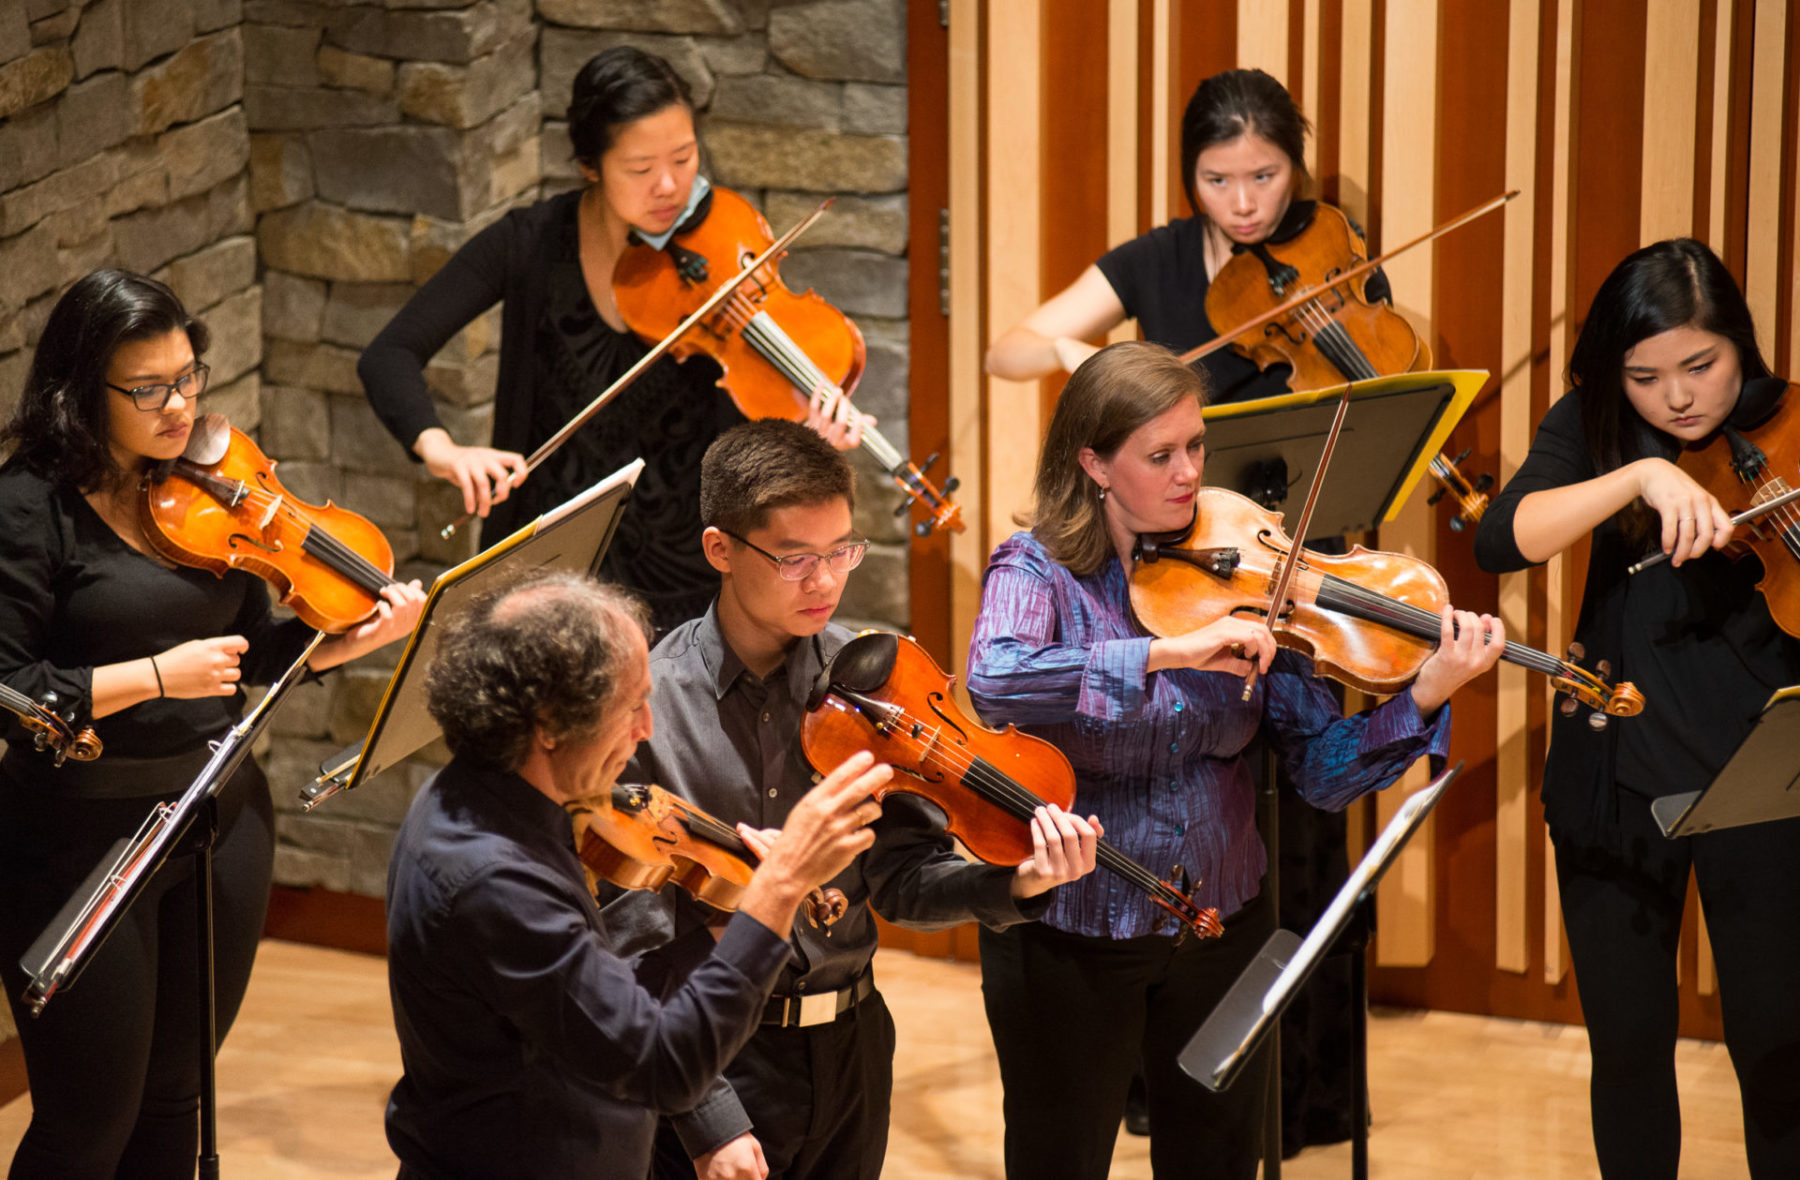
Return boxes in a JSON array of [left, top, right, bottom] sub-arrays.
[[0, 939, 1750, 1177]]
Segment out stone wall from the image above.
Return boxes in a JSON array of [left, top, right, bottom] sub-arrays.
[[0, 0, 910, 907], [534, 0, 912, 625]]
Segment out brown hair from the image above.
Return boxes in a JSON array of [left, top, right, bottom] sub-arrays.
[[425, 572, 651, 773], [1025, 342, 1208, 576], [700, 418, 856, 536]]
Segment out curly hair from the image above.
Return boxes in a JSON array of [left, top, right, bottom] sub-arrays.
[[2, 269, 210, 492], [425, 573, 652, 773], [699, 418, 856, 536]]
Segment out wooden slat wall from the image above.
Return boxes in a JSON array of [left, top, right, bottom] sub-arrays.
[[923, 0, 1800, 1027]]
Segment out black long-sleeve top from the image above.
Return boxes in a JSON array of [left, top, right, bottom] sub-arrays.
[[383, 756, 793, 1179], [357, 190, 738, 632], [0, 460, 314, 797], [1473, 391, 1800, 844]]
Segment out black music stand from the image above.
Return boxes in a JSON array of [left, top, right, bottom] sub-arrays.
[[1189, 371, 1481, 1176], [1202, 369, 1487, 530], [1181, 763, 1463, 1180], [1652, 686, 1800, 837], [303, 459, 642, 809]]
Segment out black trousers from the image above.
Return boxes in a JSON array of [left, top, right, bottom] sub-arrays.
[[652, 989, 896, 1180], [979, 890, 1276, 1180], [1555, 793, 1800, 1179], [0, 765, 275, 1180]]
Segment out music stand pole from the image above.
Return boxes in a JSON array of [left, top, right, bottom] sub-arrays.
[[1261, 745, 1282, 1180]]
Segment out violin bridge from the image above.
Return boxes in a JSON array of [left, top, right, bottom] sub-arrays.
[[258, 493, 283, 530]]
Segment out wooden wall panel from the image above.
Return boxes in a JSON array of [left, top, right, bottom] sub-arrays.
[[922, 0, 1800, 1035]]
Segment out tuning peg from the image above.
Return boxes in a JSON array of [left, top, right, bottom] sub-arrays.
[[942, 475, 960, 494], [893, 498, 912, 518], [1452, 447, 1472, 464], [913, 520, 932, 538], [1559, 696, 1579, 718], [920, 450, 942, 474], [1474, 472, 1495, 493], [1427, 487, 1448, 507], [1588, 712, 1610, 732], [1565, 641, 1586, 663], [1448, 515, 1467, 533]]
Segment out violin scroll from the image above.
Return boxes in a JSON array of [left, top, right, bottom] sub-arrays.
[[1426, 448, 1494, 532], [0, 685, 103, 767], [1554, 645, 1644, 730]]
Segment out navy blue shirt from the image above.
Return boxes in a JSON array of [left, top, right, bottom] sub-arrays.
[[384, 757, 793, 1179]]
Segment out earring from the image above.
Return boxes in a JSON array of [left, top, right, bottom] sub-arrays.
[[1097, 485, 1109, 502]]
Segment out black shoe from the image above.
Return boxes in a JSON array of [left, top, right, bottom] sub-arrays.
[[1124, 1074, 1150, 1136]]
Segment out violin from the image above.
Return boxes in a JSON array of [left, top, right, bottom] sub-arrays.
[[799, 631, 1225, 940], [614, 186, 964, 538], [1666, 377, 1800, 639], [0, 684, 101, 767], [1197, 196, 1507, 533], [1130, 486, 1645, 725], [566, 782, 848, 928], [139, 414, 398, 632]]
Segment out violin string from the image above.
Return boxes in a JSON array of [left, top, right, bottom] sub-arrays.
[[1313, 574, 1567, 676], [1750, 474, 1800, 561], [839, 699, 1199, 913], [175, 468, 394, 594]]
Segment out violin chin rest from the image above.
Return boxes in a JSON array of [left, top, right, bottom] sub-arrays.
[[183, 413, 232, 465], [808, 631, 901, 710]]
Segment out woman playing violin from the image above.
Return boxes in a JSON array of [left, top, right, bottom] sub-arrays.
[[360, 46, 859, 633], [965, 341, 1501, 1180], [1473, 239, 1800, 1178], [986, 68, 1389, 402], [0, 270, 423, 1179]]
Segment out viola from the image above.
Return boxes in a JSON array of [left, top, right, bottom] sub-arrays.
[[1130, 486, 1644, 725], [0, 683, 101, 767], [1667, 377, 1800, 639], [567, 782, 848, 928], [614, 186, 964, 538], [799, 631, 1225, 940], [1193, 195, 1515, 532], [139, 414, 398, 633]]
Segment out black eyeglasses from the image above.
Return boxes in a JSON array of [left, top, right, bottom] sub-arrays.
[[107, 363, 210, 412], [722, 530, 868, 581]]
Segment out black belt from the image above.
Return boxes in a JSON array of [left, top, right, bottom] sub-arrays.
[[762, 971, 875, 1028]]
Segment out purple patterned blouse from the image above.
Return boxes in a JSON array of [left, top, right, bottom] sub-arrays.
[[966, 531, 1452, 940]]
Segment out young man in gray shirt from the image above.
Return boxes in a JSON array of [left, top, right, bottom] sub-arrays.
[[604, 420, 1100, 1180]]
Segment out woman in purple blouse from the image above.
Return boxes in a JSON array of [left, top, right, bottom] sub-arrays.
[[966, 341, 1502, 1180]]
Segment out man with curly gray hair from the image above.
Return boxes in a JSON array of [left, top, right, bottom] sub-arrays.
[[383, 571, 891, 1179]]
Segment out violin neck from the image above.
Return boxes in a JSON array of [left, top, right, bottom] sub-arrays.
[[837, 687, 1211, 933], [739, 312, 907, 474], [1312, 573, 1570, 679]]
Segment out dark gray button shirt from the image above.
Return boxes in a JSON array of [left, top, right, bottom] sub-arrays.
[[601, 604, 1046, 1154]]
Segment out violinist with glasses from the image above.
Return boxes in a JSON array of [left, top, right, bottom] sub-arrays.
[[0, 269, 423, 1179]]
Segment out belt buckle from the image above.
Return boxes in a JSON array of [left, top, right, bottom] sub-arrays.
[[796, 990, 836, 1027]]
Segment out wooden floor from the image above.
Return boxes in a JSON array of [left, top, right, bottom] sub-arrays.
[[0, 940, 1751, 1178]]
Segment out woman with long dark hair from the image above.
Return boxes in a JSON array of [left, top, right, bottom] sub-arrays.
[[985, 67, 1392, 404], [1474, 238, 1800, 1177], [359, 46, 855, 634], [966, 341, 1502, 1178], [0, 269, 422, 1178]]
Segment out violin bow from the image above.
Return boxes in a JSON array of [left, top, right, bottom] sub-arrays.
[[1241, 387, 1355, 702], [442, 197, 837, 539], [1626, 484, 1800, 574], [1180, 189, 1520, 366]]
